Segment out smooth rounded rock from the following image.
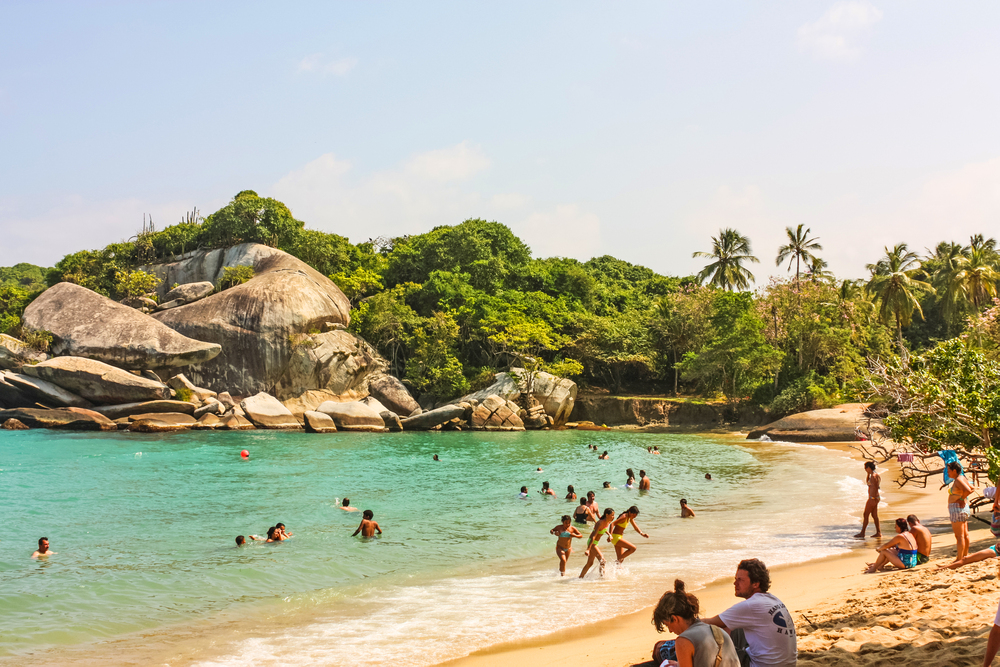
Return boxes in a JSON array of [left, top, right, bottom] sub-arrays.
[[22, 356, 171, 405]]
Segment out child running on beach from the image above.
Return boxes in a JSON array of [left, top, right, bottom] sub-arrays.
[[580, 508, 615, 578], [550, 515, 584, 576], [352, 510, 382, 538], [610, 505, 648, 564]]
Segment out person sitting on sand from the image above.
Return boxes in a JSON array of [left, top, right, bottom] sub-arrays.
[[680, 499, 695, 518], [639, 470, 650, 491], [579, 508, 615, 579], [565, 484, 577, 500], [865, 518, 920, 573], [265, 527, 285, 543], [936, 542, 1000, 570], [854, 461, 882, 539], [703, 559, 796, 667], [340, 498, 359, 512], [31, 537, 56, 558], [610, 505, 648, 564], [519, 486, 529, 499], [352, 510, 382, 537], [907, 514, 932, 564], [236, 535, 261, 546], [574, 497, 596, 525], [652, 579, 740, 667], [550, 515, 584, 576], [598, 451, 609, 460], [540, 481, 557, 496], [946, 460, 974, 563]]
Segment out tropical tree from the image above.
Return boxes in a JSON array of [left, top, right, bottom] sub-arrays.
[[776, 224, 823, 288], [865, 244, 933, 360], [805, 257, 833, 283], [692, 228, 758, 291], [952, 245, 1000, 312]]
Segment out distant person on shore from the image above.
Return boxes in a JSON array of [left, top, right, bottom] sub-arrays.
[[586, 491, 600, 517], [340, 498, 359, 512], [540, 481, 556, 496], [519, 486, 529, 499], [907, 514, 932, 565], [864, 518, 920, 573], [599, 451, 609, 460], [680, 499, 695, 518], [236, 535, 261, 546], [276, 523, 292, 539], [854, 461, 882, 539], [31, 537, 55, 558], [652, 579, 740, 667], [352, 510, 382, 537], [579, 508, 615, 578], [946, 461, 973, 563], [610, 505, 648, 564], [705, 473, 712, 481], [574, 497, 596, 524], [565, 485, 577, 500], [704, 559, 797, 667], [550, 515, 584, 576], [639, 470, 650, 490]]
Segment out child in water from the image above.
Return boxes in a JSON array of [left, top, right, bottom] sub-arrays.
[[352, 510, 382, 537], [550, 515, 584, 576]]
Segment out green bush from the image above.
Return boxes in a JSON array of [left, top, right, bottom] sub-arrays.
[[114, 270, 161, 301], [217, 265, 255, 291], [20, 328, 53, 353], [767, 372, 839, 418]]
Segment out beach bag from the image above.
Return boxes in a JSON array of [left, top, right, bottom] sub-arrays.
[[709, 624, 727, 667], [654, 639, 676, 665]]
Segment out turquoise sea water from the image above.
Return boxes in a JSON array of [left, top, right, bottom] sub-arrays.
[[0, 429, 866, 665]]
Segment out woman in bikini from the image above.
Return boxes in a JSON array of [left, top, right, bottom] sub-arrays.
[[579, 508, 615, 578], [565, 484, 577, 500], [854, 461, 882, 538], [574, 496, 596, 525], [610, 505, 649, 564], [864, 518, 919, 573], [946, 461, 973, 563], [550, 515, 584, 576]]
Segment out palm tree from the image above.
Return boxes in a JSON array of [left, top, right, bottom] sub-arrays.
[[693, 228, 759, 291], [952, 245, 1000, 311], [776, 224, 823, 288], [805, 256, 834, 283], [865, 244, 934, 361]]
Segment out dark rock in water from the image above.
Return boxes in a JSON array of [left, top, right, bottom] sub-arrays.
[[22, 282, 221, 370], [367, 373, 420, 417], [2, 370, 92, 408], [0, 407, 116, 430], [303, 410, 338, 433], [22, 357, 171, 405], [2, 418, 29, 430], [94, 400, 196, 420], [316, 401, 385, 432], [0, 334, 48, 370], [400, 404, 466, 431], [240, 392, 301, 429], [380, 411, 403, 432]]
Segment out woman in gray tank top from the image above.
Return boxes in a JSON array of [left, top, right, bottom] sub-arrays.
[[652, 579, 740, 667]]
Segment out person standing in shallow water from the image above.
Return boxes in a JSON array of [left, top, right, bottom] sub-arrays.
[[638, 470, 650, 490], [550, 515, 583, 576], [854, 461, 882, 538], [352, 510, 382, 537], [579, 508, 615, 578], [540, 481, 556, 496], [610, 505, 648, 564], [32, 537, 56, 558]]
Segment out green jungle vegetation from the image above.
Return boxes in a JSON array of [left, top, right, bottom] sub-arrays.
[[3, 191, 1000, 443]]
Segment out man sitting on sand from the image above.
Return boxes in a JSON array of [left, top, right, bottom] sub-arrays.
[[352, 510, 382, 537], [31, 537, 56, 558], [704, 559, 796, 667], [907, 514, 932, 565], [680, 499, 695, 518]]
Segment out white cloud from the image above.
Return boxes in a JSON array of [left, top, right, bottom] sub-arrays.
[[797, 1, 883, 61], [297, 54, 358, 76], [513, 205, 601, 259], [403, 141, 491, 182]]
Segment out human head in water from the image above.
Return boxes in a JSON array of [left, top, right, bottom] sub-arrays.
[[236, 535, 246, 546], [541, 481, 550, 491], [342, 498, 351, 507], [363, 509, 374, 519], [603, 481, 611, 489]]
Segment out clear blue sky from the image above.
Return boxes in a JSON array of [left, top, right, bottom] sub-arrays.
[[2, 1, 998, 280]]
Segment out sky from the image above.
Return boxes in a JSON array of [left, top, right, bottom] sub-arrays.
[[1, 1, 999, 281]]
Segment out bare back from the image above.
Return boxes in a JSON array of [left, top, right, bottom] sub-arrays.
[[867, 472, 881, 500], [910, 523, 932, 556]]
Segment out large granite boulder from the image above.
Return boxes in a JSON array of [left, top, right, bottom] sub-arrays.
[[2, 370, 92, 408], [316, 401, 385, 432], [21, 357, 171, 405], [0, 407, 116, 431], [163, 281, 214, 304], [94, 400, 195, 420], [0, 334, 48, 370], [148, 244, 378, 399], [303, 410, 338, 433], [0, 373, 31, 408], [460, 369, 577, 426], [367, 373, 420, 417], [400, 404, 466, 430], [747, 404, 871, 443], [22, 282, 222, 370], [2, 418, 29, 430], [468, 394, 526, 431], [241, 392, 301, 429]]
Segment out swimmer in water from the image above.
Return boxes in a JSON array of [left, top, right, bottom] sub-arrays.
[[537, 467, 544, 472], [352, 510, 382, 537], [265, 527, 285, 542], [705, 473, 712, 481], [566, 484, 577, 500], [625, 468, 635, 489], [340, 498, 359, 511], [653, 446, 660, 455], [580, 508, 616, 578], [540, 481, 557, 496], [551, 515, 584, 575], [574, 496, 596, 524], [598, 451, 609, 460], [638, 470, 650, 491], [31, 537, 56, 558], [603, 481, 615, 489], [236, 535, 261, 546], [680, 499, 695, 518], [433, 454, 440, 461], [519, 486, 529, 498], [610, 505, 649, 564], [275, 523, 292, 539]]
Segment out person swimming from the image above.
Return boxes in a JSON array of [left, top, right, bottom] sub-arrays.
[[275, 523, 292, 539], [625, 468, 635, 489], [265, 526, 285, 542], [609, 505, 648, 564], [236, 535, 261, 546], [352, 510, 382, 538], [586, 490, 600, 517], [580, 508, 615, 578], [550, 515, 584, 576], [603, 481, 615, 489], [540, 481, 557, 496], [340, 498, 359, 512], [566, 484, 577, 500], [519, 486, 529, 499], [574, 496, 595, 524], [598, 451, 609, 460], [638, 470, 650, 491]]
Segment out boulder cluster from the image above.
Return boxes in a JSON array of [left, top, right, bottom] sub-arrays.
[[1, 244, 577, 434]]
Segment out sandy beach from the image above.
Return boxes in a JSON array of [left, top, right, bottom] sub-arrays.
[[441, 441, 1000, 667]]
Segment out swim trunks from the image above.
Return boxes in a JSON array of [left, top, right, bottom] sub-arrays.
[[949, 502, 970, 523], [916, 553, 930, 565]]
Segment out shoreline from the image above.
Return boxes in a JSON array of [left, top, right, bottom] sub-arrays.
[[439, 441, 984, 667]]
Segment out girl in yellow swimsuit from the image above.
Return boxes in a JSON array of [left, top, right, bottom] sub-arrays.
[[610, 505, 649, 564], [579, 508, 615, 578]]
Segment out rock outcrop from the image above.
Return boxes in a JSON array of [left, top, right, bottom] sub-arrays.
[[316, 401, 386, 432], [747, 404, 871, 443], [22, 357, 171, 405], [22, 282, 222, 370], [304, 410, 338, 433], [0, 407, 116, 430], [468, 395, 526, 431], [94, 400, 196, 420], [240, 392, 301, 429], [148, 244, 378, 399], [460, 370, 577, 426], [0, 334, 48, 369], [163, 281, 214, 304], [401, 404, 466, 430], [2, 370, 92, 408], [367, 373, 420, 417], [2, 418, 29, 430], [0, 374, 31, 408]]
